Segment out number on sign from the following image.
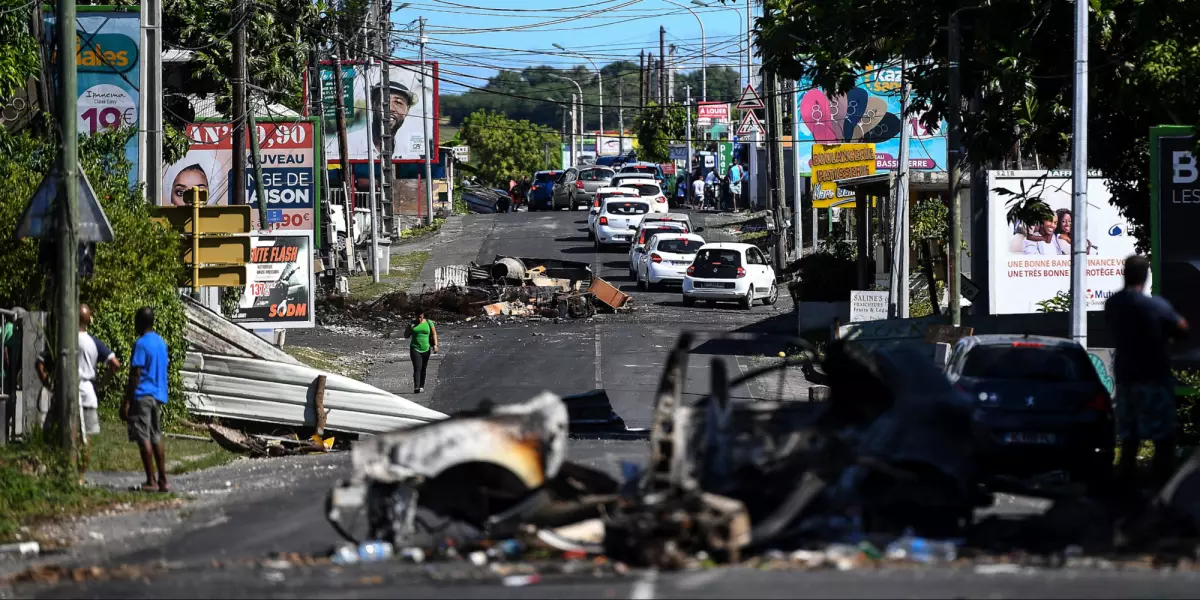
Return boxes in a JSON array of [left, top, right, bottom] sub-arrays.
[[81, 107, 124, 133]]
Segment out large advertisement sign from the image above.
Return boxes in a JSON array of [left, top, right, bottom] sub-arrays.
[[1151, 127, 1200, 364], [315, 61, 438, 163], [160, 121, 318, 233], [697, 102, 729, 126], [811, 143, 876, 208], [987, 170, 1138, 315], [231, 233, 315, 329], [46, 7, 141, 186], [794, 63, 947, 176]]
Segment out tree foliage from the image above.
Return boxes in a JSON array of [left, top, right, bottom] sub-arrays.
[[759, 0, 1200, 250], [0, 1, 40, 101], [632, 102, 694, 164], [457, 110, 561, 186]]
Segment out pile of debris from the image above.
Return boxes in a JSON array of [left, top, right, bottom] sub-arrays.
[[321, 334, 1200, 573]]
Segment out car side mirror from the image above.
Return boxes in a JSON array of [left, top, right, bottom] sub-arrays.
[[694, 226, 705, 233]]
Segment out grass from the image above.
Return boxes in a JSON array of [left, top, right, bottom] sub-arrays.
[[347, 250, 430, 301], [400, 217, 445, 240], [285, 345, 368, 380], [85, 418, 239, 475]]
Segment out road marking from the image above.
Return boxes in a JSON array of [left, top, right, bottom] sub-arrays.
[[630, 570, 658, 599], [677, 569, 723, 590], [733, 356, 757, 401], [594, 323, 603, 390]]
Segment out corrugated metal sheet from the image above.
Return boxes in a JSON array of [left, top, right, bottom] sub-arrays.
[[183, 353, 447, 435]]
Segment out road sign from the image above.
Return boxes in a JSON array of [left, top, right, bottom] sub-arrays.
[[17, 159, 114, 242], [668, 145, 688, 161], [153, 187, 252, 292], [737, 110, 765, 136], [452, 145, 469, 161], [736, 84, 764, 110]]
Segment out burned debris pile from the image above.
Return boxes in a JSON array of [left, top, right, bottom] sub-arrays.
[[322, 335, 1200, 574]]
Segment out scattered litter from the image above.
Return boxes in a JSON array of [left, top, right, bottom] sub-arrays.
[[974, 563, 1030, 575], [468, 551, 488, 566], [502, 574, 541, 587], [0, 542, 39, 558]]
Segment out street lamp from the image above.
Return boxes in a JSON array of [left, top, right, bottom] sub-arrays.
[[548, 74, 583, 164], [663, 0, 706, 102], [552, 43, 603, 137], [692, 0, 743, 90]]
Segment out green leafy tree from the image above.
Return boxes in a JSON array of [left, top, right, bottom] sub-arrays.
[[0, 3, 40, 101], [632, 102, 694, 164], [457, 110, 561, 186], [758, 0, 1200, 250]]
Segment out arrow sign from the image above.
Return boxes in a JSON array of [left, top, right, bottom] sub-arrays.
[[17, 160, 114, 242], [737, 110, 765, 136], [736, 84, 764, 110]]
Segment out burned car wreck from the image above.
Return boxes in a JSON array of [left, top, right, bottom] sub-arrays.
[[326, 334, 1200, 570]]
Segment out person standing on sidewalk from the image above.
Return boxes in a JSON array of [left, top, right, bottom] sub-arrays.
[[122, 307, 170, 492], [729, 158, 745, 212], [78, 304, 120, 476], [1105, 254, 1189, 488], [405, 310, 438, 394]]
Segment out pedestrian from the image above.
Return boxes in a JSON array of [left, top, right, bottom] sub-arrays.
[[675, 178, 687, 207], [78, 304, 120, 459], [122, 306, 170, 493], [405, 310, 438, 394], [691, 174, 705, 210], [1105, 254, 1189, 488], [729, 158, 745, 211]]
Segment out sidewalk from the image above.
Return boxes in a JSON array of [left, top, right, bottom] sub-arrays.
[[404, 215, 495, 294]]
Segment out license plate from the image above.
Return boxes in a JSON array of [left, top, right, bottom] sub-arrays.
[[1002, 432, 1057, 445], [612, 235, 628, 241], [671, 261, 689, 266], [697, 282, 730, 289]]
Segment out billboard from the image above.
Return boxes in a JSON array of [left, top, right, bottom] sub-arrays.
[[986, 170, 1138, 315], [315, 60, 438, 163], [1151, 127, 1200, 364], [231, 233, 315, 329], [811, 143, 876, 208], [697, 102, 729, 126], [794, 63, 947, 176], [160, 120, 319, 234], [45, 7, 141, 186]]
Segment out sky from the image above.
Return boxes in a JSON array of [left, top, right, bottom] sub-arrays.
[[389, 0, 753, 95]]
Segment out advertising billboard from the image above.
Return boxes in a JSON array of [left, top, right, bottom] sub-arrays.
[[231, 233, 315, 329], [45, 7, 141, 186], [811, 143, 876, 208], [697, 102, 729, 126], [1150, 127, 1200, 364], [794, 63, 946, 176], [986, 170, 1138, 315], [160, 120, 319, 234], [315, 60, 438, 163]]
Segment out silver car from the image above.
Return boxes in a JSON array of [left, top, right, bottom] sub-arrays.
[[552, 167, 615, 211]]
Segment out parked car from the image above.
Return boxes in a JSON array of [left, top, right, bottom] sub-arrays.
[[620, 161, 665, 187], [628, 221, 689, 275], [641, 212, 698, 236], [588, 187, 640, 240], [610, 172, 656, 188], [616, 180, 669, 214], [943, 334, 1114, 487], [682, 243, 778, 310], [553, 166, 615, 211], [635, 232, 706, 291], [594, 196, 651, 251], [529, 170, 562, 212]]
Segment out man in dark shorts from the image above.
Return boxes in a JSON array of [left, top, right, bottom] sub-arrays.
[[1105, 254, 1189, 487], [122, 307, 171, 492]]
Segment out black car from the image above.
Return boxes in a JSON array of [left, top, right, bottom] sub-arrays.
[[944, 334, 1114, 486]]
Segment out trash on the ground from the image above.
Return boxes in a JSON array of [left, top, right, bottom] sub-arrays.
[[0, 541, 40, 558], [588, 277, 631, 311], [207, 424, 338, 458]]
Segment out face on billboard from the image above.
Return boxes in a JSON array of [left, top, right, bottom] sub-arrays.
[[168, 165, 210, 206], [322, 62, 435, 162]]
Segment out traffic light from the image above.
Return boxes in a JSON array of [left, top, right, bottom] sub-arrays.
[[153, 187, 252, 292]]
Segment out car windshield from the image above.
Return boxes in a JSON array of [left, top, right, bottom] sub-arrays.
[[622, 183, 661, 196], [657, 238, 701, 254], [695, 249, 741, 267], [581, 168, 615, 181], [535, 172, 558, 183], [606, 201, 650, 215], [961, 344, 1095, 383]]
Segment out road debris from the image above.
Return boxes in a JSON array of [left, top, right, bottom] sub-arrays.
[[207, 423, 334, 458]]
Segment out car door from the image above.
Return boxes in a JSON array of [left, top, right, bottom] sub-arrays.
[[746, 248, 770, 297], [554, 169, 577, 206]]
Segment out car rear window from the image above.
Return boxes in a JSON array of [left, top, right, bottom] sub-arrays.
[[606, 201, 650, 215], [622, 166, 659, 175], [961, 344, 1095, 383], [622, 183, 661, 196], [581, 168, 614, 181], [644, 219, 689, 232], [657, 238, 701, 254], [695, 249, 742, 267], [597, 191, 637, 202], [535, 172, 559, 183]]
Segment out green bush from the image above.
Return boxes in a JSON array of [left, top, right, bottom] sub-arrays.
[[0, 125, 190, 427], [1174, 370, 1200, 447]]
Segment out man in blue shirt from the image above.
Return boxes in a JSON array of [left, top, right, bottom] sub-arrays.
[[729, 158, 745, 212], [1105, 255, 1189, 487], [122, 306, 171, 492]]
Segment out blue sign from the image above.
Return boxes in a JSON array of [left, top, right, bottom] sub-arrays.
[[266, 209, 285, 224], [794, 63, 947, 175], [232, 167, 316, 209]]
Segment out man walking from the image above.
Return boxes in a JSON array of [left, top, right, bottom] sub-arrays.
[[729, 158, 745, 212], [122, 307, 170, 492], [1105, 255, 1189, 488], [691, 173, 705, 210], [78, 305, 120, 436]]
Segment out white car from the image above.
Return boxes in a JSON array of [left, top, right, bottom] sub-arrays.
[[682, 242, 779, 310], [635, 232, 706, 291], [617, 180, 669, 214], [587, 187, 640, 240], [628, 220, 688, 276], [594, 196, 651, 251]]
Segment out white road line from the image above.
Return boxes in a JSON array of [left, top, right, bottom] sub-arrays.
[[677, 569, 723, 590], [630, 570, 658, 600], [594, 323, 603, 390], [733, 356, 757, 401]]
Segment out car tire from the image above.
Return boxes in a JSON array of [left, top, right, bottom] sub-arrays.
[[682, 295, 695, 307], [648, 279, 662, 293], [739, 293, 752, 310], [762, 283, 779, 306], [587, 229, 594, 240]]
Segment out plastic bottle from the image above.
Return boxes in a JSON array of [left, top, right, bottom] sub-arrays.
[[885, 536, 958, 563], [357, 541, 394, 563], [331, 544, 359, 565]]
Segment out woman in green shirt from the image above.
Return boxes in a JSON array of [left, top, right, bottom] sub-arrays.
[[405, 310, 438, 394]]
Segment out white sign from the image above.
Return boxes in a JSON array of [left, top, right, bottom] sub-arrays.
[[232, 233, 315, 329], [703, 154, 715, 168], [668, 145, 688, 161], [736, 84, 764, 110], [737, 111, 764, 136], [986, 170, 1140, 314], [409, 135, 425, 154], [452, 145, 469, 161], [850, 290, 889, 322]]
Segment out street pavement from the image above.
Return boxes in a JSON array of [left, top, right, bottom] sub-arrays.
[[12, 209, 1197, 598]]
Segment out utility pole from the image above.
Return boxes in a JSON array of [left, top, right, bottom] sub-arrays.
[[365, 56, 380, 282], [791, 81, 802, 257], [617, 86, 624, 156], [668, 44, 676, 104], [890, 74, 913, 319], [310, 46, 333, 243], [231, 0, 247, 206], [947, 11, 963, 326], [766, 72, 786, 271], [379, 0, 395, 237], [247, 109, 269, 231], [419, 18, 434, 225], [638, 50, 645, 109], [685, 84, 693, 205], [658, 26, 666, 104], [570, 93, 578, 166], [138, 0, 162, 205], [334, 41, 355, 272], [645, 52, 653, 106], [55, 0, 80, 457], [1069, 0, 1089, 346]]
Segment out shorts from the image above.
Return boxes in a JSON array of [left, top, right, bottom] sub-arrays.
[[1114, 381, 1177, 442], [127, 395, 163, 445], [82, 407, 100, 436]]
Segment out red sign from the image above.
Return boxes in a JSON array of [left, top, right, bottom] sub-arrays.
[[697, 102, 729, 122], [660, 163, 676, 175]]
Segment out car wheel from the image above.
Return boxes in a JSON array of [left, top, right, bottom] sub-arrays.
[[636, 272, 646, 290], [648, 279, 662, 293], [682, 295, 695, 307], [762, 283, 779, 306], [587, 229, 594, 240], [739, 293, 752, 310]]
